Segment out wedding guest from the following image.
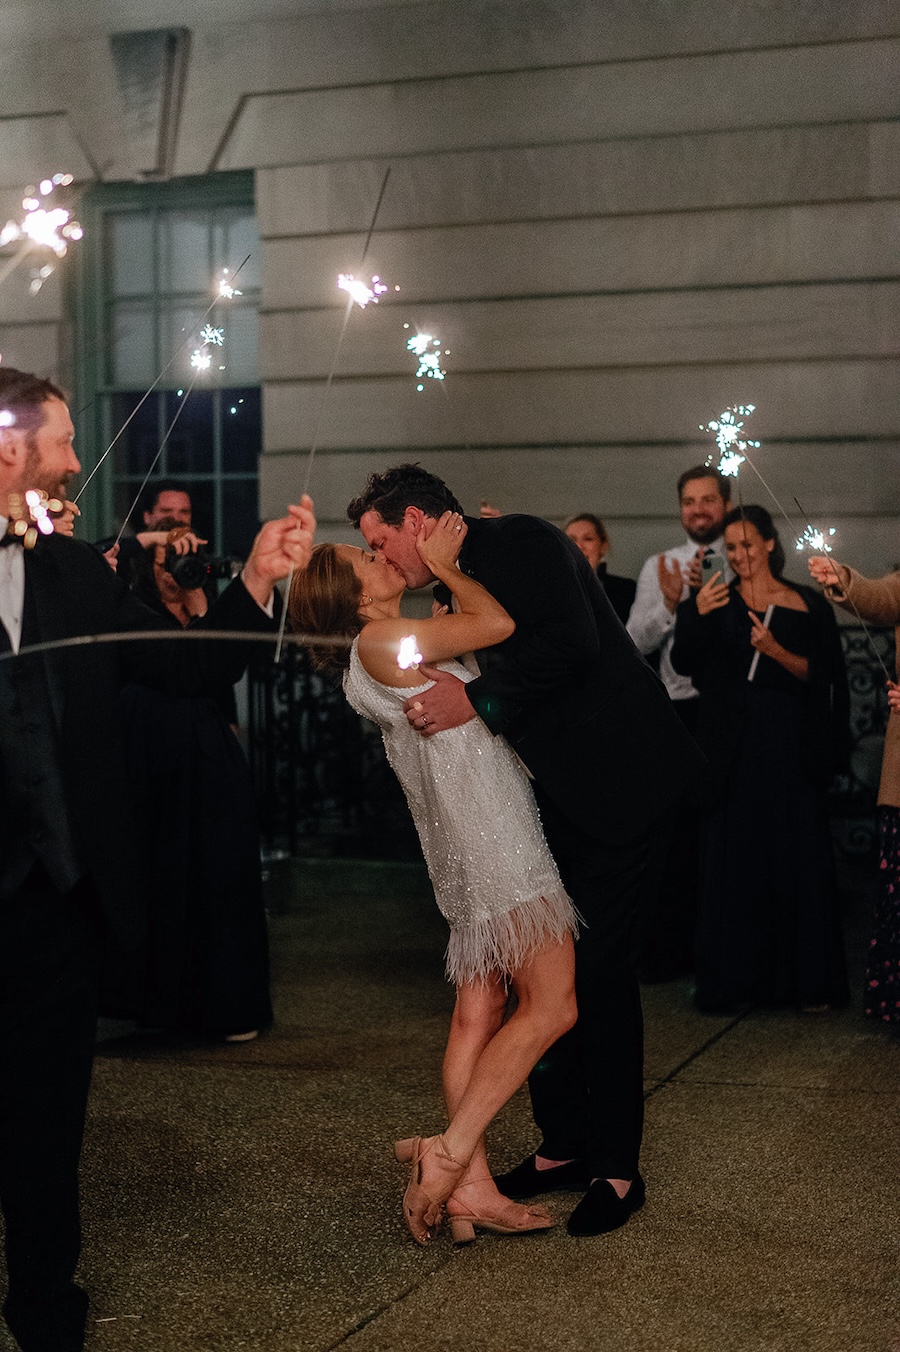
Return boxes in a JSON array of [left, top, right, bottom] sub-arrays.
[[626, 466, 732, 983], [672, 506, 849, 1012], [809, 554, 900, 1024], [0, 364, 313, 1352], [116, 529, 272, 1042], [564, 513, 635, 625]]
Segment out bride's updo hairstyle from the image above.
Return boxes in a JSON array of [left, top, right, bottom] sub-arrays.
[[288, 543, 364, 672]]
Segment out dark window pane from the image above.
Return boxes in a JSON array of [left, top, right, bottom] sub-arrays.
[[222, 476, 261, 559], [221, 387, 261, 471], [110, 391, 163, 475], [164, 388, 214, 474]]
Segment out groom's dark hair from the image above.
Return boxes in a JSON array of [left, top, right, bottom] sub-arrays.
[[347, 463, 464, 528]]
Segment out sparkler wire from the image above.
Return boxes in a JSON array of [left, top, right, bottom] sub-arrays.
[[74, 253, 252, 504], [274, 166, 392, 663]]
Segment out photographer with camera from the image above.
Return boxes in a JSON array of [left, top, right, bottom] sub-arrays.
[[110, 507, 272, 1042]]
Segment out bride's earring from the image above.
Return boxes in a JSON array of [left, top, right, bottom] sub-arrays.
[[360, 594, 373, 605]]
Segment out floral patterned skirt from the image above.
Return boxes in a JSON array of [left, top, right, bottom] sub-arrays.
[[864, 806, 900, 1023]]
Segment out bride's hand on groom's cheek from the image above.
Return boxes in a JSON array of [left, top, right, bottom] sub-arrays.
[[416, 512, 466, 568]]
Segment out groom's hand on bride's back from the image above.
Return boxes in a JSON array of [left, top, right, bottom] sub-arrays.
[[404, 667, 475, 737]]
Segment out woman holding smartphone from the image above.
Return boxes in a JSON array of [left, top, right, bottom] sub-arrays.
[[671, 505, 849, 1012]]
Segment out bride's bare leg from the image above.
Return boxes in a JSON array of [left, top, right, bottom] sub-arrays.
[[441, 977, 507, 1208], [413, 936, 577, 1205]]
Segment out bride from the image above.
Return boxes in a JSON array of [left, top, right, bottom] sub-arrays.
[[289, 511, 578, 1246]]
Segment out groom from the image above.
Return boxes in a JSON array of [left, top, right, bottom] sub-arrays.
[[349, 465, 704, 1236]]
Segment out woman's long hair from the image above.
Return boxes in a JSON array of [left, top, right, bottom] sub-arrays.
[[287, 543, 364, 672], [722, 504, 786, 579]]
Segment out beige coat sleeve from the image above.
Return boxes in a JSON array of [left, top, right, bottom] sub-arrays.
[[828, 568, 900, 806], [836, 568, 900, 627]]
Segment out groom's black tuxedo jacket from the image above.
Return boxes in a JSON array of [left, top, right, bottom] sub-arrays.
[[0, 532, 275, 943], [446, 514, 704, 847]]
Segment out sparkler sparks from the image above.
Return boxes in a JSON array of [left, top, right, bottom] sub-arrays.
[[1, 174, 81, 258], [218, 269, 242, 299], [337, 273, 390, 308], [404, 327, 448, 391], [398, 636, 423, 670], [191, 326, 226, 371], [701, 405, 760, 478], [795, 524, 836, 554]]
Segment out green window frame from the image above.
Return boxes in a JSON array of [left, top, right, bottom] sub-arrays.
[[71, 170, 261, 556]]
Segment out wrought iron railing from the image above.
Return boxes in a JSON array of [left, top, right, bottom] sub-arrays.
[[828, 623, 894, 857], [246, 645, 419, 860], [247, 625, 894, 861]]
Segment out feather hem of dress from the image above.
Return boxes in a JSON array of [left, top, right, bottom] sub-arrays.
[[444, 888, 578, 986]]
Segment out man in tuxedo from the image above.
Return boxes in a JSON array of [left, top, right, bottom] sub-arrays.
[[348, 465, 704, 1238], [0, 367, 315, 1351], [626, 466, 731, 981]]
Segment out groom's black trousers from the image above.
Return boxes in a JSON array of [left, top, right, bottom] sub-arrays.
[[531, 787, 652, 1181]]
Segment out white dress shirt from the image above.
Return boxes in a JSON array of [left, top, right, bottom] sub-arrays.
[[626, 535, 724, 702], [0, 518, 25, 653]]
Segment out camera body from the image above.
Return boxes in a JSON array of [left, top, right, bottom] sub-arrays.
[[164, 547, 241, 590]]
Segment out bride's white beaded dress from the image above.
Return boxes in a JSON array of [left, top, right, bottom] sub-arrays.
[[343, 637, 578, 984]]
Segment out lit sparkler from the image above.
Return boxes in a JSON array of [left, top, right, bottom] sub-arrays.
[[218, 269, 242, 299], [191, 325, 225, 372], [700, 405, 760, 478], [2, 175, 81, 256], [0, 173, 83, 292], [337, 273, 389, 308], [274, 166, 394, 665], [795, 524, 836, 554], [404, 328, 447, 391], [398, 635, 423, 670]]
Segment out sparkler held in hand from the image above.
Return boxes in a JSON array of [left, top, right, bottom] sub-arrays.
[[274, 167, 394, 664], [0, 173, 83, 292], [804, 500, 893, 687]]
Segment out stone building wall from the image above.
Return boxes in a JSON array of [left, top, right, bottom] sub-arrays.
[[0, 0, 897, 575]]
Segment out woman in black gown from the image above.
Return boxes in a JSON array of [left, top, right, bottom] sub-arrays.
[[117, 528, 272, 1039], [671, 506, 849, 1012]]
